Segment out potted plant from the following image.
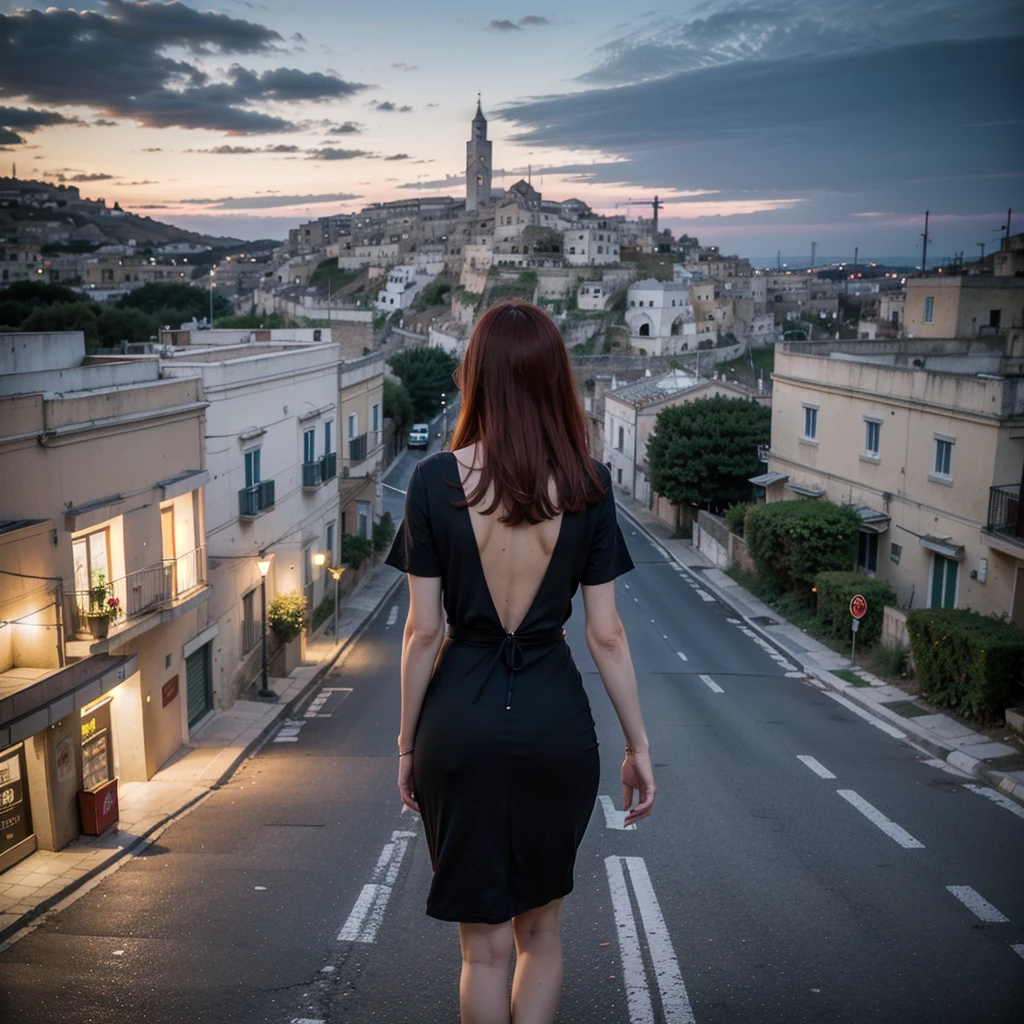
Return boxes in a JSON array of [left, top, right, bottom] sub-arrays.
[[86, 573, 121, 639]]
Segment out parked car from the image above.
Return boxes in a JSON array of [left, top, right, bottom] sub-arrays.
[[408, 423, 430, 449]]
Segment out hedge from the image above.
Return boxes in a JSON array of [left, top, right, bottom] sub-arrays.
[[341, 532, 374, 569], [814, 571, 894, 648], [268, 591, 306, 644], [745, 500, 860, 593], [906, 608, 1024, 721]]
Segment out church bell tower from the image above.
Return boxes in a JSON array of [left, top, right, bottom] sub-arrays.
[[466, 97, 492, 213]]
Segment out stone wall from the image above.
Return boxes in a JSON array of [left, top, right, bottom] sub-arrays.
[[695, 510, 730, 568]]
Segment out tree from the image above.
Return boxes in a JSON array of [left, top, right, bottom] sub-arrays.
[[383, 378, 415, 436], [97, 307, 157, 346], [21, 301, 102, 347], [387, 347, 460, 421], [647, 396, 771, 512], [119, 282, 232, 322]]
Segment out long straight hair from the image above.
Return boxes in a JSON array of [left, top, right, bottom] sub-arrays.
[[449, 299, 605, 525]]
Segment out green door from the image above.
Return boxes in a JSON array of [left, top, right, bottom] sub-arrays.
[[930, 555, 958, 609], [185, 644, 212, 728]]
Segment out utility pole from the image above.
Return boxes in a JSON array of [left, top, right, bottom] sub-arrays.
[[978, 241, 986, 263], [1007, 208, 1013, 240], [327, 278, 331, 323], [920, 211, 930, 274], [777, 250, 781, 272], [810, 241, 817, 269]]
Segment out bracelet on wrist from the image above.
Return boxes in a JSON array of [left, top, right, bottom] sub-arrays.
[[625, 745, 648, 756], [398, 746, 414, 758]]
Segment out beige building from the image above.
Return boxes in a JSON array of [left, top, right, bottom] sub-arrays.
[[603, 369, 767, 515], [763, 338, 1024, 624], [82, 254, 192, 289], [338, 352, 386, 540], [0, 331, 212, 872], [904, 273, 1024, 339]]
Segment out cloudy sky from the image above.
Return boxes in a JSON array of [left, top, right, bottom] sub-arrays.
[[1, 0, 1021, 261]]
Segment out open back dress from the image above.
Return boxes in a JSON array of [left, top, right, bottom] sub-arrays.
[[385, 451, 634, 923]]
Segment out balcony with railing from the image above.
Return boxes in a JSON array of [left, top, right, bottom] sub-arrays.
[[65, 546, 210, 645], [320, 450, 337, 482], [348, 433, 368, 464], [984, 483, 1023, 552], [301, 460, 322, 489], [239, 479, 276, 518]]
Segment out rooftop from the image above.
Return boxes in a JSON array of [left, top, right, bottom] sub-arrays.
[[607, 368, 700, 406]]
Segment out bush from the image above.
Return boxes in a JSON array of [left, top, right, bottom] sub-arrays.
[[813, 571, 895, 648], [311, 591, 335, 630], [372, 512, 396, 553], [725, 502, 752, 537], [341, 533, 374, 569], [745, 500, 859, 595], [268, 591, 307, 644], [383, 378, 415, 437], [906, 608, 1024, 720]]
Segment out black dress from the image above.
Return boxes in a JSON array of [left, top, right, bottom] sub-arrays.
[[385, 452, 634, 923]]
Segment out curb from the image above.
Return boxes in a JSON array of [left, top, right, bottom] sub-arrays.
[[0, 569, 405, 949], [614, 502, 1024, 808]]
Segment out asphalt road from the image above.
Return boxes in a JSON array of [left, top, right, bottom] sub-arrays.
[[1, 502, 1022, 1023]]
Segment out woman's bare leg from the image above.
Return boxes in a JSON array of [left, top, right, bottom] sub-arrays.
[[459, 920, 514, 1024], [510, 899, 564, 1024]]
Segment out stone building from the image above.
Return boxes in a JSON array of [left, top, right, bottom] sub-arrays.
[[466, 100, 492, 213]]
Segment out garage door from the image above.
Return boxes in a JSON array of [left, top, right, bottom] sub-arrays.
[[185, 643, 212, 728]]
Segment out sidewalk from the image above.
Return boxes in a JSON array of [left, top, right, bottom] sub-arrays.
[[615, 493, 1024, 807], [0, 561, 403, 947]]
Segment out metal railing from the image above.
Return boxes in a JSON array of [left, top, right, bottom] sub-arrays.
[[986, 483, 1022, 541], [239, 479, 276, 517], [302, 460, 322, 488], [241, 618, 263, 655], [166, 545, 206, 598], [348, 433, 367, 463], [66, 562, 172, 638], [320, 450, 337, 481]]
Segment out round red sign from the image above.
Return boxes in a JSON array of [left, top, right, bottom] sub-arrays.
[[850, 594, 868, 620]]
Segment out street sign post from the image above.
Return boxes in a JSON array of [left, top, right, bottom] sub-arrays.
[[850, 594, 867, 665]]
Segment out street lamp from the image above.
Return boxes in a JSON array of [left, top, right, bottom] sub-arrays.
[[208, 268, 215, 327], [327, 565, 345, 641], [256, 557, 278, 701], [441, 391, 447, 447]]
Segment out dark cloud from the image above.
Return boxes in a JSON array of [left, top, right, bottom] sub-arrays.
[[327, 121, 362, 134], [385, 153, 410, 161], [486, 20, 521, 32], [391, 62, 419, 71], [125, 180, 158, 186], [579, 0, 1024, 85], [0, 127, 24, 145], [0, 105, 79, 131], [93, 118, 119, 127], [180, 191, 361, 210], [499, 34, 1024, 254], [370, 101, 413, 113], [291, 32, 306, 43], [142, 147, 163, 152], [69, 172, 116, 182], [307, 147, 370, 161], [0, 5, 369, 134], [187, 143, 303, 154], [518, 16, 551, 27]]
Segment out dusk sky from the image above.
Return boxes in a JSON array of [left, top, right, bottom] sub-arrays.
[[1, 0, 1021, 261]]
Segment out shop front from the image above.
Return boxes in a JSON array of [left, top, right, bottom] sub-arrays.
[[0, 742, 35, 874]]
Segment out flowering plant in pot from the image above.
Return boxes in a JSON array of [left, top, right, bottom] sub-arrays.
[[86, 573, 121, 639]]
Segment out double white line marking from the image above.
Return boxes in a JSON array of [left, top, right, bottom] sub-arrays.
[[337, 830, 416, 943], [605, 856, 695, 1024]]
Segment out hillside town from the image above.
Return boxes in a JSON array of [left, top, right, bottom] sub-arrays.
[[2, 96, 1024, 1021]]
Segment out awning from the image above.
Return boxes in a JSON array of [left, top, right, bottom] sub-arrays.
[[785, 482, 825, 498], [919, 535, 964, 561], [749, 471, 789, 487], [856, 506, 891, 534]]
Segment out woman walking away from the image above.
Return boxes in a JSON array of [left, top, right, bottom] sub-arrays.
[[386, 299, 656, 1024]]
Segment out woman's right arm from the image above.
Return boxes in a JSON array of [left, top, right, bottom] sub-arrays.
[[582, 580, 656, 825]]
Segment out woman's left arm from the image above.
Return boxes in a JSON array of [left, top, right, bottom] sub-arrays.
[[397, 573, 444, 812]]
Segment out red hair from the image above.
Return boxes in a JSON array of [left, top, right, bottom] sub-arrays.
[[449, 299, 605, 525]]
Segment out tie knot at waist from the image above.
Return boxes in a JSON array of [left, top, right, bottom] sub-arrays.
[[446, 624, 565, 709]]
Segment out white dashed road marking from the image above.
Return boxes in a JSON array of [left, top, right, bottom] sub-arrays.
[[837, 790, 924, 849], [946, 886, 1009, 923], [598, 795, 637, 830], [694, 589, 715, 602], [304, 687, 352, 719], [676, 650, 688, 663], [386, 604, 398, 627], [338, 830, 417, 943], [797, 755, 836, 779], [964, 783, 1024, 821], [273, 721, 306, 743], [827, 692, 906, 740], [699, 674, 724, 693]]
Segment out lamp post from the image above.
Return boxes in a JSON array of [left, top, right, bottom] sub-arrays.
[[327, 566, 345, 640], [256, 557, 278, 701], [208, 268, 215, 327], [441, 391, 447, 447]]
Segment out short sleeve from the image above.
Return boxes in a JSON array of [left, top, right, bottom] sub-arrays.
[[581, 482, 635, 586], [384, 462, 442, 577]]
